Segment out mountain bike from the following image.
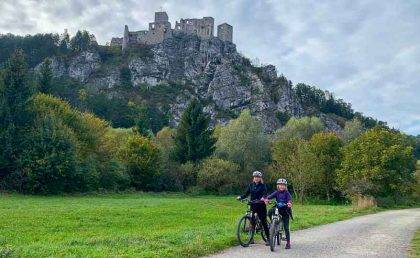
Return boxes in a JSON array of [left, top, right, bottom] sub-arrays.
[[268, 201, 287, 252], [236, 199, 267, 247]]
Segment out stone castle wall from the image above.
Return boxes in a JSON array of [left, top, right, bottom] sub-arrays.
[[115, 12, 232, 50]]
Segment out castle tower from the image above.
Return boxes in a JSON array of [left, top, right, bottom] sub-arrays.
[[154, 11, 169, 23], [122, 25, 129, 50], [217, 23, 233, 42]]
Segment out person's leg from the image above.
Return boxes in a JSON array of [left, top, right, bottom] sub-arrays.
[[267, 206, 275, 221], [282, 214, 291, 249], [256, 204, 270, 241]]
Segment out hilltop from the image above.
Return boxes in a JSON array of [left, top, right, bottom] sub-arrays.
[[0, 30, 383, 133]]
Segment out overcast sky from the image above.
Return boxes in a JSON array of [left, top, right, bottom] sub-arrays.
[[1, 0, 419, 135]]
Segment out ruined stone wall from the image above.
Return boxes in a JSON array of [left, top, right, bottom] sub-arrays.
[[174, 17, 214, 39], [110, 37, 123, 46], [120, 12, 233, 50]]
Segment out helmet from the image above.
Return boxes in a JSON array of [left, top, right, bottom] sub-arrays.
[[277, 178, 287, 185], [252, 171, 263, 177]]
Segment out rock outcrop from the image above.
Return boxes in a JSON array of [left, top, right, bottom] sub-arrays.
[[37, 33, 342, 132]]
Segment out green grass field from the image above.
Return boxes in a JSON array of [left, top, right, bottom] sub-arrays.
[[0, 193, 379, 258], [410, 230, 420, 258]]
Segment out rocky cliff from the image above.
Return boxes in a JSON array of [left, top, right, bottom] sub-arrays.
[[36, 33, 341, 132]]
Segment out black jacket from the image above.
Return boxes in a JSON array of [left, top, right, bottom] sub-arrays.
[[240, 182, 267, 201]]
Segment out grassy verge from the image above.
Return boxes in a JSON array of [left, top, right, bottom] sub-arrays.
[[0, 193, 380, 257], [410, 229, 420, 258]]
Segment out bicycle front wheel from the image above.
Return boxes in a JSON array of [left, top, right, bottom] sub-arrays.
[[236, 215, 255, 247], [269, 220, 278, 252]]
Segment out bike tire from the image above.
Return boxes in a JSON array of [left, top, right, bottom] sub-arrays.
[[236, 215, 255, 247], [260, 227, 267, 243], [269, 220, 278, 252]]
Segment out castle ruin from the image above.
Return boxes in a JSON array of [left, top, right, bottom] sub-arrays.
[[111, 11, 233, 50]]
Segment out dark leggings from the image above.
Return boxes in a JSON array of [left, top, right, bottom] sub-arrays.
[[251, 202, 270, 240], [268, 207, 291, 241]]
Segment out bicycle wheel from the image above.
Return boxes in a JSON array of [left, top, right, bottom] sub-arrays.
[[237, 215, 255, 247], [260, 226, 267, 242], [278, 220, 284, 246], [269, 220, 278, 252]]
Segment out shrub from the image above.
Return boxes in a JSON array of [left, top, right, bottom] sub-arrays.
[[215, 109, 270, 173], [197, 158, 241, 194], [275, 116, 325, 141], [118, 135, 160, 191], [17, 115, 79, 194], [337, 127, 416, 200]]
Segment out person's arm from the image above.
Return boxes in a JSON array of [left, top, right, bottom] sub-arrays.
[[286, 191, 292, 207], [237, 184, 250, 200], [266, 191, 277, 200], [261, 190, 276, 204]]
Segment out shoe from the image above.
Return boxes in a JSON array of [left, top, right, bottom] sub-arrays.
[[285, 241, 291, 249], [265, 241, 270, 246]]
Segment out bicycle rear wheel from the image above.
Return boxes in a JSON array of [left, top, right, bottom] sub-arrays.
[[237, 215, 255, 247]]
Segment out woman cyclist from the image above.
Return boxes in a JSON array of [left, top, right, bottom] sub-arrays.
[[236, 171, 270, 245], [263, 178, 292, 249]]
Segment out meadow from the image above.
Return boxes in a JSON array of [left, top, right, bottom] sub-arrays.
[[0, 193, 379, 257]]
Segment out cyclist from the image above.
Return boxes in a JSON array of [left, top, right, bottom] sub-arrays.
[[237, 171, 270, 245], [262, 178, 292, 249]]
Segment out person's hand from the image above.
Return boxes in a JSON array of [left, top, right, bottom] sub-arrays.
[[287, 202, 292, 208], [236, 196, 241, 200], [261, 198, 268, 204]]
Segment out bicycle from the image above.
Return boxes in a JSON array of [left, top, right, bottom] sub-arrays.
[[268, 201, 287, 252], [236, 199, 267, 247]]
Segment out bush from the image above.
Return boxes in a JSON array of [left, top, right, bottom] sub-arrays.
[[337, 127, 416, 199], [197, 158, 241, 194], [16, 115, 79, 194], [177, 162, 198, 191], [118, 135, 160, 191], [275, 116, 325, 141]]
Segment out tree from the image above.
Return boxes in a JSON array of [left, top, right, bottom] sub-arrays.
[[70, 30, 92, 52], [215, 109, 270, 175], [275, 116, 325, 141], [337, 127, 416, 200], [118, 135, 160, 191], [339, 118, 364, 143], [154, 127, 182, 191], [197, 158, 241, 194], [17, 115, 79, 194], [38, 58, 53, 93], [310, 132, 343, 200], [271, 138, 322, 203], [120, 66, 132, 89], [174, 99, 215, 163], [59, 32, 70, 54], [0, 50, 34, 184]]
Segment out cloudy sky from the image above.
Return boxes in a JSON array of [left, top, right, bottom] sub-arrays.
[[1, 0, 419, 135]]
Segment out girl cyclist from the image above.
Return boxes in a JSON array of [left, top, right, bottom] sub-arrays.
[[262, 178, 292, 249], [237, 171, 270, 245]]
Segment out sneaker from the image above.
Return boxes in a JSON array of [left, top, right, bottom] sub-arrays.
[[285, 241, 291, 249]]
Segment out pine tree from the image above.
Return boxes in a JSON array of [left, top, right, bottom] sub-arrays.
[[0, 49, 34, 183], [38, 58, 53, 93], [174, 99, 215, 163]]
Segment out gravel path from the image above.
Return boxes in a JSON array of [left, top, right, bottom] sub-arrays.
[[208, 208, 420, 258]]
